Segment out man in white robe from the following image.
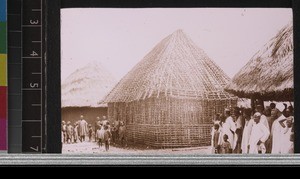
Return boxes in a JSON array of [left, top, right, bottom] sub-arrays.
[[241, 108, 254, 154], [271, 109, 286, 154], [256, 105, 270, 132], [280, 117, 294, 154], [248, 112, 270, 154], [221, 109, 237, 149], [78, 115, 88, 142]]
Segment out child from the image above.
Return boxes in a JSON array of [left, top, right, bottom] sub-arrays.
[[73, 122, 79, 143], [88, 124, 94, 142], [212, 124, 221, 154], [96, 125, 105, 148], [104, 125, 112, 151], [66, 121, 74, 144], [221, 134, 232, 154]]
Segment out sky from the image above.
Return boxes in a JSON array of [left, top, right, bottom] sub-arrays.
[[61, 8, 292, 82]]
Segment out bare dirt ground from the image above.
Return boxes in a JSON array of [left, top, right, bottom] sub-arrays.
[[62, 141, 212, 155]]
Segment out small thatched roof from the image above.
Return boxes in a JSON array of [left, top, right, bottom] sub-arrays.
[[103, 29, 235, 103], [225, 22, 293, 101], [62, 61, 117, 108]]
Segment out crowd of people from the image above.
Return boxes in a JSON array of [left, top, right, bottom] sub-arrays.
[[61, 115, 127, 151], [211, 103, 294, 154], [62, 103, 294, 154]]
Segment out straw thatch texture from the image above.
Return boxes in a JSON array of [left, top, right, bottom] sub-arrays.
[[103, 29, 233, 102], [62, 61, 117, 108], [225, 22, 293, 101], [61, 62, 116, 125], [104, 30, 237, 148]]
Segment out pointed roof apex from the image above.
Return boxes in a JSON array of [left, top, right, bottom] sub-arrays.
[[172, 29, 185, 36], [174, 29, 184, 33], [103, 30, 233, 103]]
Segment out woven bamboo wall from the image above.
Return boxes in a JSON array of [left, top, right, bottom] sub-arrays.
[[107, 96, 237, 148], [125, 124, 212, 147]]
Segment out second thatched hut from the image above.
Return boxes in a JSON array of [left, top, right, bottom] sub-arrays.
[[225, 22, 293, 102], [103, 30, 237, 148], [62, 61, 116, 125]]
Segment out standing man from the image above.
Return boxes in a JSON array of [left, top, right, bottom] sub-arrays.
[[271, 109, 286, 154], [248, 112, 270, 154], [78, 115, 88, 142], [281, 116, 294, 154], [233, 108, 243, 153], [62, 121, 67, 144], [119, 121, 127, 147], [256, 105, 270, 131], [221, 108, 236, 150], [241, 108, 254, 154], [73, 122, 79, 143], [66, 121, 74, 144]]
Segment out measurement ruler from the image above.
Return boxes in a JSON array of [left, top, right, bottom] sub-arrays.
[[8, 0, 45, 153]]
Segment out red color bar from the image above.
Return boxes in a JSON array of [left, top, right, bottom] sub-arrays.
[[0, 86, 7, 150]]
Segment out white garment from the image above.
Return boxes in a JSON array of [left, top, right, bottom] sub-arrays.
[[211, 126, 215, 154], [96, 128, 105, 140], [218, 125, 223, 146], [221, 116, 236, 149], [241, 119, 254, 154], [211, 127, 214, 147], [260, 115, 270, 133], [271, 115, 286, 154], [248, 122, 270, 154], [281, 127, 293, 154]]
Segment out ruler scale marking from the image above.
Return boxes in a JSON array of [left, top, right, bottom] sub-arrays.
[[21, 0, 44, 153]]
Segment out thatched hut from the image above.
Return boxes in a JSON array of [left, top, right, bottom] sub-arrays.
[[225, 22, 293, 102], [103, 30, 237, 148], [62, 61, 116, 125]]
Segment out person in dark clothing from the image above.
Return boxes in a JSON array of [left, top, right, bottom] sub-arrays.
[[119, 122, 127, 147], [213, 124, 221, 154], [221, 134, 232, 154], [95, 117, 101, 142], [104, 125, 112, 151]]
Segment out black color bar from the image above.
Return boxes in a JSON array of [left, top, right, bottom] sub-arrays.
[[46, 0, 61, 153], [7, 0, 22, 153]]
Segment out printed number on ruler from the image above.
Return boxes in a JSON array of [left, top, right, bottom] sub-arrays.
[[30, 51, 38, 57], [22, 0, 43, 153], [30, 20, 39, 24]]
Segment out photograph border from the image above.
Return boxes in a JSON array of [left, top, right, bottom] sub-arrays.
[[1, 0, 300, 165], [0, 154, 300, 165]]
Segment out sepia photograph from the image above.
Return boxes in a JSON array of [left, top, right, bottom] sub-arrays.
[[61, 8, 293, 155]]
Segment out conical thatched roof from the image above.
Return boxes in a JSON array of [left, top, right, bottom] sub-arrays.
[[103, 29, 234, 103], [225, 22, 293, 101], [62, 61, 117, 107]]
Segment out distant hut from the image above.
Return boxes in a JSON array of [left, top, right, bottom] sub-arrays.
[[62, 61, 116, 125], [103, 30, 237, 148], [225, 22, 293, 104]]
